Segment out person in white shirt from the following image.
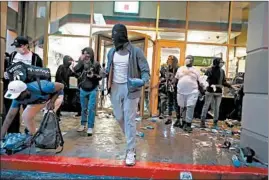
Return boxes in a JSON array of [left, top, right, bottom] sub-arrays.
[[175, 55, 203, 132]]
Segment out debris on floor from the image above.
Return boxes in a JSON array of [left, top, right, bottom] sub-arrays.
[[136, 131, 144, 138]]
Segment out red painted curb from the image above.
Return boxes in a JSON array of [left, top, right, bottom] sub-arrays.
[[1, 154, 268, 179]]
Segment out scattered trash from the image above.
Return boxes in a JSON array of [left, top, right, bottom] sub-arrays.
[[149, 117, 158, 122], [232, 155, 241, 167], [135, 117, 142, 121], [211, 129, 218, 133], [204, 128, 211, 132], [241, 147, 255, 163], [1, 133, 31, 155], [141, 126, 154, 130], [225, 119, 241, 128], [197, 141, 211, 147], [180, 172, 193, 180], [217, 141, 231, 149], [183, 134, 190, 137], [136, 131, 144, 138]]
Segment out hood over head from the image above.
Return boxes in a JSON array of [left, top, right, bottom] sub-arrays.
[[63, 55, 73, 67], [212, 57, 224, 68], [112, 24, 129, 51]]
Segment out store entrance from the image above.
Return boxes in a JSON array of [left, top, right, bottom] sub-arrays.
[[93, 31, 152, 117], [150, 40, 185, 116]]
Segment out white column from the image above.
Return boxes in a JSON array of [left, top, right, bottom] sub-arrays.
[[240, 2, 268, 163]]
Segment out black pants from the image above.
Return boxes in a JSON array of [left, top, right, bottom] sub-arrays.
[[168, 91, 180, 120], [3, 98, 21, 133]]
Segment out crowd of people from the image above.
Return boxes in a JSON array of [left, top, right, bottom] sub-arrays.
[[1, 23, 243, 167]]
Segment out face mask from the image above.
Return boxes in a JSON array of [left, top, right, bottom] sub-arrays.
[[185, 59, 192, 66], [219, 63, 224, 68], [16, 48, 25, 54]]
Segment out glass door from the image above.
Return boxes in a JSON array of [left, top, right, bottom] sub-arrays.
[[149, 40, 185, 117]]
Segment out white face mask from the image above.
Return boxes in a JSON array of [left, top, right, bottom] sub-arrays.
[[219, 62, 224, 68], [185, 58, 191, 65], [16, 48, 25, 54]]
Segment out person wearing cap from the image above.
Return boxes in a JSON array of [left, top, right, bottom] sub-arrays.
[[174, 55, 203, 132], [9, 36, 43, 67], [1, 80, 64, 140], [71, 47, 102, 136], [3, 36, 43, 134], [200, 57, 234, 129], [104, 24, 150, 166], [55, 55, 75, 120]]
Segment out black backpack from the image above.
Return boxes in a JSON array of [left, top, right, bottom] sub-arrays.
[[32, 111, 64, 153], [6, 61, 51, 94]]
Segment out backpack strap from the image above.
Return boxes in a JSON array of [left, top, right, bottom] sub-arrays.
[[10, 52, 17, 64]]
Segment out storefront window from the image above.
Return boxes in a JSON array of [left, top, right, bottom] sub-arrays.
[[228, 46, 246, 78], [187, 2, 229, 44], [49, 2, 91, 36], [48, 36, 90, 78], [186, 44, 227, 72], [230, 2, 249, 45], [93, 1, 157, 28]]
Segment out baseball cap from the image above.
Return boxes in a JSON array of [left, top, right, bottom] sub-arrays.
[[4, 80, 27, 99], [11, 36, 29, 47]]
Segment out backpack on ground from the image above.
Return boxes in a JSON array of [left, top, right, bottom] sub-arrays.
[[32, 110, 64, 153]]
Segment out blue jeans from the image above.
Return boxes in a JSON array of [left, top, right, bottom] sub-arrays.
[[80, 88, 97, 128]]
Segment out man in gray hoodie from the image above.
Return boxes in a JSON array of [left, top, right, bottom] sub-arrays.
[[105, 24, 150, 166]]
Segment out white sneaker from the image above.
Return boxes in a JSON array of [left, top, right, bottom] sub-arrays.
[[87, 128, 93, 136], [77, 125, 86, 132], [125, 149, 136, 166]]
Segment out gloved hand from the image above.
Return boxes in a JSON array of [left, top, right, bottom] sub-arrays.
[[128, 78, 145, 88], [211, 85, 217, 92]]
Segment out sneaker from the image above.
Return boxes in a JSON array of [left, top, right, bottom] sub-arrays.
[[125, 149, 136, 166], [184, 123, 192, 133], [200, 121, 206, 128], [179, 121, 186, 129], [159, 115, 164, 119], [87, 128, 93, 136], [173, 119, 181, 127], [212, 121, 219, 130], [77, 125, 86, 132], [165, 119, 172, 125], [73, 113, 81, 118]]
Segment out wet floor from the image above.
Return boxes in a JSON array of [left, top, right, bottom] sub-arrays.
[[18, 111, 241, 166]]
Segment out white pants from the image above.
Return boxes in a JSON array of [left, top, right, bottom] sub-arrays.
[[177, 92, 198, 123], [22, 95, 64, 134], [177, 92, 199, 107]]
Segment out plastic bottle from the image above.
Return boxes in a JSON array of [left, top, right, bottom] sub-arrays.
[[136, 132, 144, 138]]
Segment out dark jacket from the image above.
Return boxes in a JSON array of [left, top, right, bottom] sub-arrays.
[[10, 51, 43, 67], [205, 67, 231, 93], [55, 64, 75, 89], [106, 42, 150, 99], [73, 59, 102, 92]]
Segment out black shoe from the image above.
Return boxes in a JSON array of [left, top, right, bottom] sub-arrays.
[[24, 128, 29, 135], [173, 119, 181, 127], [184, 123, 192, 133], [179, 121, 186, 129], [200, 121, 206, 128], [159, 115, 164, 119], [165, 119, 172, 125]]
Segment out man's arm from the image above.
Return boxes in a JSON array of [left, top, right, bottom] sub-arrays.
[[35, 54, 43, 67], [222, 70, 232, 88], [1, 107, 19, 139], [136, 48, 150, 83]]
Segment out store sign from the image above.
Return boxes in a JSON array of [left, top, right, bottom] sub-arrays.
[[114, 2, 139, 15], [193, 56, 213, 67]]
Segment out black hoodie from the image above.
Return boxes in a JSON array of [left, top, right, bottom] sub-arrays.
[[205, 58, 231, 93], [55, 55, 74, 89]]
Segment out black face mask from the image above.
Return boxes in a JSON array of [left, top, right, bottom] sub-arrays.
[[112, 24, 129, 51]]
